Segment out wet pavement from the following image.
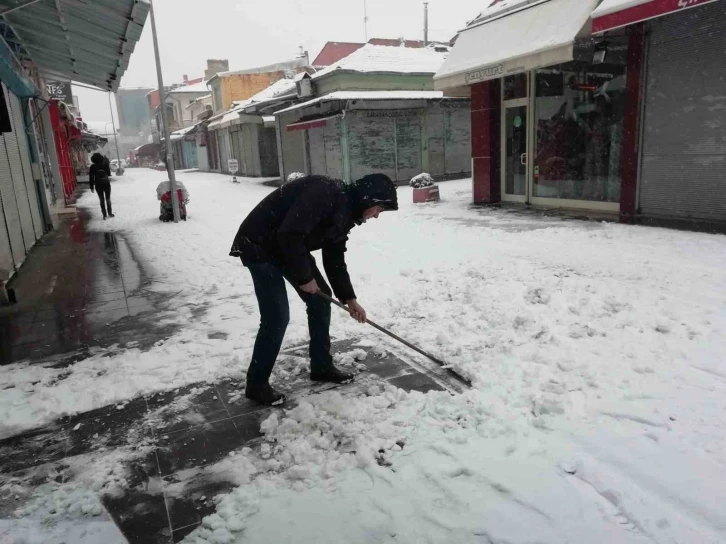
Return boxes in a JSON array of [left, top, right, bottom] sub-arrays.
[[0, 339, 456, 543], [0, 205, 463, 543], [0, 208, 176, 366]]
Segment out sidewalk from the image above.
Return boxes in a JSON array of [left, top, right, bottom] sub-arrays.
[[0, 206, 462, 543], [0, 208, 167, 366]]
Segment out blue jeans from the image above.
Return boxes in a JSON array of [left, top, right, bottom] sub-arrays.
[[245, 260, 333, 385]]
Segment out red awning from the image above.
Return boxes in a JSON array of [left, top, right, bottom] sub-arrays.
[[593, 0, 720, 33], [286, 114, 340, 132]]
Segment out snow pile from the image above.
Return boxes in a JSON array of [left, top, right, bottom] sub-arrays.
[[410, 172, 435, 188], [14, 483, 104, 519], [3, 169, 726, 542], [285, 171, 305, 183], [313, 44, 447, 79], [183, 387, 492, 543]]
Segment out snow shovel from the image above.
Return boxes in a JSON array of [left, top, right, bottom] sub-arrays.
[[316, 292, 471, 386]]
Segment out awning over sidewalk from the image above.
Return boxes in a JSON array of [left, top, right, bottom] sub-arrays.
[[592, 0, 720, 33], [286, 114, 342, 132], [434, 0, 599, 90], [0, 0, 150, 92]]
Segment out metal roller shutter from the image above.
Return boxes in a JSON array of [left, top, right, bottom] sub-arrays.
[[426, 108, 445, 176], [243, 124, 258, 176], [219, 129, 230, 173], [444, 107, 471, 175], [0, 148, 16, 274], [395, 116, 422, 183], [2, 84, 34, 249], [308, 126, 326, 175], [258, 126, 278, 177], [639, 2, 726, 221], [349, 113, 396, 182], [324, 118, 343, 180], [9, 92, 43, 239]]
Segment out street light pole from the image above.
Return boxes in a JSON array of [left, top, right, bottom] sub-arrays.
[[103, 121, 116, 160], [149, 0, 180, 223], [107, 92, 122, 168]]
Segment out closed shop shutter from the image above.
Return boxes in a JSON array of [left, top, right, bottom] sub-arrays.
[[324, 117, 343, 180], [219, 129, 229, 173], [426, 109, 446, 176], [0, 142, 19, 273], [183, 140, 198, 169], [9, 92, 43, 239], [308, 126, 326, 175], [258, 126, 279, 177], [639, 2, 726, 221], [2, 84, 34, 250], [444, 107, 472, 175], [243, 124, 258, 176], [395, 116, 421, 182], [349, 113, 396, 182], [229, 128, 240, 171]]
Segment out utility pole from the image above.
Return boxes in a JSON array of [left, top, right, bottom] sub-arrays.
[[423, 2, 429, 46], [107, 92, 122, 168], [363, 0, 369, 42], [149, 0, 180, 223]]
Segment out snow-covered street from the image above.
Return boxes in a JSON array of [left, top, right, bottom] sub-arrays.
[[3, 168, 726, 543]]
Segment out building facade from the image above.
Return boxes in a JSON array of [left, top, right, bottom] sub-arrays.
[[435, 0, 726, 228], [274, 44, 471, 183], [116, 87, 154, 137]]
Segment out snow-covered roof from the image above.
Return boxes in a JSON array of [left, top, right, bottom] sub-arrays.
[[170, 124, 197, 140], [168, 80, 210, 94], [466, 0, 544, 27], [210, 56, 308, 81], [276, 90, 450, 115], [249, 78, 297, 102], [312, 44, 447, 80], [185, 94, 212, 110], [592, 0, 652, 18], [207, 103, 251, 130]]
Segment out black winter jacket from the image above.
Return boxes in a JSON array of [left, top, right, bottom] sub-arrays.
[[88, 164, 111, 191], [230, 175, 357, 301]]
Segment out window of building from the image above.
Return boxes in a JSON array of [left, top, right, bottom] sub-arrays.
[[504, 73, 528, 101], [533, 35, 629, 202]]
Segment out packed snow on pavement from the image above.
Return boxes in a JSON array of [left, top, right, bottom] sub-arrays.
[[2, 168, 726, 542]]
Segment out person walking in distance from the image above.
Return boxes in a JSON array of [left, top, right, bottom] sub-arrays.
[[230, 173, 398, 406], [89, 153, 114, 219]]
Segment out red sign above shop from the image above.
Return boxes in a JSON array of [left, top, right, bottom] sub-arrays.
[[593, 0, 720, 33]]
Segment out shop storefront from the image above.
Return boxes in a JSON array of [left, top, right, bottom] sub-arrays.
[[594, 0, 726, 224], [275, 93, 471, 184], [437, 0, 726, 225], [436, 0, 631, 212]]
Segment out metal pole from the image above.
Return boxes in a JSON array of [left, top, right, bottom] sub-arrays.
[[423, 2, 429, 46], [149, 0, 180, 223], [363, 0, 368, 42], [107, 92, 121, 165]]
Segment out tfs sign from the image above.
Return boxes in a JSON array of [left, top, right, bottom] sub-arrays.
[[46, 80, 73, 104]]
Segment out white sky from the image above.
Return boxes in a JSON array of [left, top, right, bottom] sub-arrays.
[[74, 0, 483, 124]]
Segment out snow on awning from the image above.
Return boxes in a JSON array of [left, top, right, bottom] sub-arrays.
[[592, 0, 719, 33], [276, 90, 447, 116], [434, 0, 599, 90], [286, 114, 342, 132]]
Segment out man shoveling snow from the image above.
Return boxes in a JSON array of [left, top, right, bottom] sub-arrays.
[[230, 173, 398, 406]]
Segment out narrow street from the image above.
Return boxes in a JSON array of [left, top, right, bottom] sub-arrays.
[[2, 169, 726, 542], [2, 0, 726, 542]]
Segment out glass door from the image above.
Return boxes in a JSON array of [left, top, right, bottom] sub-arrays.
[[502, 102, 528, 201]]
